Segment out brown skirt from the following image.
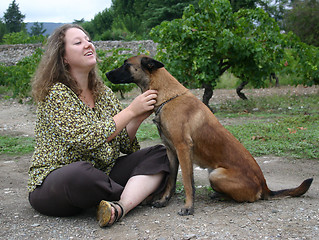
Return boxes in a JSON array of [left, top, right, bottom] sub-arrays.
[[29, 145, 170, 216]]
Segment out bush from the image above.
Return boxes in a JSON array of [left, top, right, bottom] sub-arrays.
[[0, 48, 43, 100], [0, 45, 149, 100], [1, 31, 47, 44]]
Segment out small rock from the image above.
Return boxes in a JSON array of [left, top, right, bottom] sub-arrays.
[[31, 223, 40, 227], [184, 234, 196, 239]]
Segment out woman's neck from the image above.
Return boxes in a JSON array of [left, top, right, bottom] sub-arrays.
[[71, 69, 90, 91]]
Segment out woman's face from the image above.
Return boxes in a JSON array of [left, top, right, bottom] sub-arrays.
[[63, 27, 97, 73]]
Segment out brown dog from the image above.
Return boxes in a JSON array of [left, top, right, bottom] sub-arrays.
[[106, 55, 313, 215]]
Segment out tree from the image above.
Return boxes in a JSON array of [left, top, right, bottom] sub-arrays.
[[230, 0, 257, 11], [142, 0, 198, 29], [3, 0, 25, 33], [258, 0, 290, 23], [29, 22, 46, 36], [283, 0, 319, 47], [87, 0, 196, 40], [151, 0, 289, 105], [73, 18, 85, 24], [0, 19, 6, 42], [283, 35, 319, 85], [82, 8, 114, 40]]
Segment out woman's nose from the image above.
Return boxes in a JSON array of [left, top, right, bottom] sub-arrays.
[[84, 41, 93, 49]]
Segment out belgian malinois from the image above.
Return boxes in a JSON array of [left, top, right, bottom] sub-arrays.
[[106, 55, 313, 216]]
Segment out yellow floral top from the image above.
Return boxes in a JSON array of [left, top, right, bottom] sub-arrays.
[[28, 83, 140, 192]]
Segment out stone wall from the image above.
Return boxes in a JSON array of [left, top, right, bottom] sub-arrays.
[[0, 44, 42, 66], [0, 40, 158, 66]]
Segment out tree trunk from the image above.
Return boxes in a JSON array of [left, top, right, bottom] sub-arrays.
[[269, 73, 279, 87], [119, 90, 125, 99], [202, 83, 214, 111], [236, 81, 248, 100]]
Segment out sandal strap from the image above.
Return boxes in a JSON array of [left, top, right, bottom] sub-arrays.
[[97, 200, 126, 227], [108, 202, 119, 223], [112, 201, 126, 221]]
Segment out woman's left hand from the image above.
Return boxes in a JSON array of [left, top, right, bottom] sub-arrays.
[[127, 90, 158, 118], [134, 90, 158, 122]]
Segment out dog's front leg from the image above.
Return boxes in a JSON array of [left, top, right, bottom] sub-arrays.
[[152, 147, 179, 208], [176, 144, 195, 216]]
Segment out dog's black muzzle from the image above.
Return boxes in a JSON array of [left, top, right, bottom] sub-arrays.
[[106, 65, 134, 84]]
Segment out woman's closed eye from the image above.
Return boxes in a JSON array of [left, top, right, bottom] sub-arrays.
[[74, 40, 91, 45]]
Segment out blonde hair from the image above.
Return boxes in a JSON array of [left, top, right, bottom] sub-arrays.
[[32, 24, 104, 102]]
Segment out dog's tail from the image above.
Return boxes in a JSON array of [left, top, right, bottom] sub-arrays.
[[267, 178, 313, 199]]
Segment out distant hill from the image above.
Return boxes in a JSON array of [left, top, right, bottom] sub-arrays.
[[26, 22, 66, 36]]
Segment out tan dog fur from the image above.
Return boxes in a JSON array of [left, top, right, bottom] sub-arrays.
[[106, 55, 313, 215]]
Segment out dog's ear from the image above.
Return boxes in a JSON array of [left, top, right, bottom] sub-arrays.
[[141, 57, 164, 73]]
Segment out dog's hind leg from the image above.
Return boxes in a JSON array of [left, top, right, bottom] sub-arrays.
[[152, 147, 179, 208], [209, 168, 262, 202]]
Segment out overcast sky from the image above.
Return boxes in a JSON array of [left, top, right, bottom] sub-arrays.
[[0, 0, 112, 23]]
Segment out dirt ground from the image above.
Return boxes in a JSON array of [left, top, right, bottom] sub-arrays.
[[0, 86, 318, 240]]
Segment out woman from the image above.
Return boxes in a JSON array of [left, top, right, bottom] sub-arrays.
[[28, 24, 170, 227]]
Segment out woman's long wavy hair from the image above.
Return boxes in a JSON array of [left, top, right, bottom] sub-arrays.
[[32, 24, 104, 102]]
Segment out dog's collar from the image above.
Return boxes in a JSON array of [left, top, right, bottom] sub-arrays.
[[155, 96, 178, 116], [154, 90, 188, 116]]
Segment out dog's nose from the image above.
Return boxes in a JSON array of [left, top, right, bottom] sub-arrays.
[[105, 71, 112, 80]]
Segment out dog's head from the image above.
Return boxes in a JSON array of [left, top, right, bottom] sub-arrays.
[[106, 55, 164, 92]]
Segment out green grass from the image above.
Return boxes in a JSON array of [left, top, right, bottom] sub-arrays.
[[224, 115, 319, 159], [0, 135, 35, 155], [217, 93, 319, 160], [216, 94, 318, 116], [137, 93, 319, 160], [0, 86, 13, 99], [136, 122, 160, 141]]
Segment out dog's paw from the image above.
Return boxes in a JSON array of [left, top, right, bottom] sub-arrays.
[[151, 199, 168, 208], [178, 207, 194, 216]]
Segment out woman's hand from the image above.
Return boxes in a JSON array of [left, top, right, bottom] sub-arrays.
[[127, 90, 158, 118], [108, 90, 157, 142]]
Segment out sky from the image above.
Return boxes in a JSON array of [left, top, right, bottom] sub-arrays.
[[0, 0, 112, 23]]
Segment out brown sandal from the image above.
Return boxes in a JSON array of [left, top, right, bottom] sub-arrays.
[[97, 200, 126, 227]]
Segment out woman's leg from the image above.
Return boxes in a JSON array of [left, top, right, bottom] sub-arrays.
[[29, 161, 124, 216], [120, 173, 164, 212], [100, 145, 170, 225], [29, 145, 169, 219], [103, 173, 165, 225]]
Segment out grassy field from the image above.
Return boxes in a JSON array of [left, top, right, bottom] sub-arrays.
[[136, 93, 319, 160], [1, 91, 318, 160]]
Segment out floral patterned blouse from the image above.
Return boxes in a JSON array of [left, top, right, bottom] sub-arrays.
[[28, 82, 140, 192]]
